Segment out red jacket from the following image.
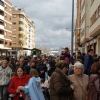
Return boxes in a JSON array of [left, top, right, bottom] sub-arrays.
[[8, 74, 30, 100]]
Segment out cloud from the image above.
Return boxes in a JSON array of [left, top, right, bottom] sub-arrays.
[[9, 0, 76, 49]]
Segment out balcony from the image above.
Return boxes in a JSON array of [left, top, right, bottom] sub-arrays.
[[0, 44, 4, 48], [0, 4, 4, 11], [1, 0, 4, 2], [0, 34, 4, 39], [0, 14, 4, 20], [0, 19, 4, 29], [0, 24, 4, 30]]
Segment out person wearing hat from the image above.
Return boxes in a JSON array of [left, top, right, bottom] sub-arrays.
[[68, 62, 89, 100]]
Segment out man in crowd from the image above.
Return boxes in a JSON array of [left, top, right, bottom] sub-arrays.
[[84, 49, 94, 76]]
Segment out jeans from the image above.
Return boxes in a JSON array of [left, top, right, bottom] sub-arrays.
[[0, 85, 7, 100]]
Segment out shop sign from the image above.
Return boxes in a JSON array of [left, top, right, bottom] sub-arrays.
[[87, 38, 97, 46]]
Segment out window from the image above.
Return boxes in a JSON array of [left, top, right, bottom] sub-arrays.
[[5, 41, 7, 45], [90, 5, 100, 27], [10, 17, 11, 20], [13, 22, 16, 25], [9, 25, 11, 28], [19, 14, 24, 19], [5, 4, 7, 8], [5, 13, 7, 18], [19, 21, 24, 24], [19, 27, 24, 31], [13, 28, 16, 31], [9, 33, 11, 37], [13, 42, 16, 44], [9, 8, 11, 11], [5, 32, 7, 36], [13, 35, 16, 38], [13, 15, 17, 18], [5, 23, 6, 27]]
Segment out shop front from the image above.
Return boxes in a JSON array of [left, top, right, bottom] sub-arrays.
[[87, 38, 97, 54]]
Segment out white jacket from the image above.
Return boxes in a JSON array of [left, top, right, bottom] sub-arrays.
[[0, 66, 12, 85]]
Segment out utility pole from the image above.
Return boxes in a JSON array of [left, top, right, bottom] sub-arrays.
[[71, 0, 74, 55]]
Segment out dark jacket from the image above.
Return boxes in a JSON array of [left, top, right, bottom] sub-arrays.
[[70, 56, 75, 65], [36, 62, 47, 80], [50, 68, 73, 100], [84, 54, 94, 75], [61, 52, 70, 63], [77, 55, 84, 64], [48, 60, 55, 76], [20, 65, 30, 74]]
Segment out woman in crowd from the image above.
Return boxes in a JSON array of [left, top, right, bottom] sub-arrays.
[[8, 67, 30, 100], [68, 58, 82, 75], [61, 47, 70, 75], [0, 60, 12, 100], [30, 61, 36, 69], [88, 61, 100, 100], [68, 62, 89, 100], [50, 60, 74, 100]]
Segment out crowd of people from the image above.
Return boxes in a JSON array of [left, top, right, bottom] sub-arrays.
[[0, 47, 100, 100]]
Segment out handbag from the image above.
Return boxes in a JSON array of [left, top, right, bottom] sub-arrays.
[[74, 75, 88, 100]]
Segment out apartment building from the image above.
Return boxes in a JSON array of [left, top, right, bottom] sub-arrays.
[[75, 0, 100, 54], [12, 7, 35, 56], [89, 0, 100, 55], [0, 0, 12, 51], [75, 0, 81, 51]]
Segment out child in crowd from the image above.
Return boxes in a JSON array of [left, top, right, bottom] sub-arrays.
[[11, 68, 45, 100]]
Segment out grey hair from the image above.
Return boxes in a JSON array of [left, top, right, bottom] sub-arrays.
[[2, 60, 8, 64], [74, 62, 84, 69]]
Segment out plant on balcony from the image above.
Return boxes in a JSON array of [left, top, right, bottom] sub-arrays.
[[19, 40, 24, 46], [19, 34, 24, 38]]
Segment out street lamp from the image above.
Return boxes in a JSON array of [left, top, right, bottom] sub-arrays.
[[75, 28, 82, 31], [71, 0, 74, 55]]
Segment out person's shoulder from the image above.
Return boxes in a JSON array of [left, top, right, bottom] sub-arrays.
[[68, 74, 75, 79], [7, 66, 12, 70], [90, 74, 98, 79], [83, 74, 89, 78], [51, 71, 61, 78], [68, 74, 74, 77], [11, 75, 18, 81], [25, 74, 30, 79], [84, 54, 89, 57]]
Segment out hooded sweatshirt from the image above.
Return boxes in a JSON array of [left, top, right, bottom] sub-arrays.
[[28, 77, 45, 100]]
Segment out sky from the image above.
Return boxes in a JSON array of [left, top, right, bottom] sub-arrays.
[[9, 0, 76, 49]]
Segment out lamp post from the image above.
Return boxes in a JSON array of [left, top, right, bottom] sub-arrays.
[[71, 0, 74, 55]]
